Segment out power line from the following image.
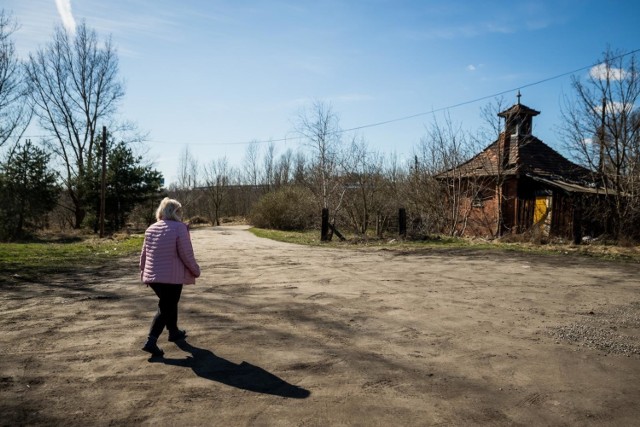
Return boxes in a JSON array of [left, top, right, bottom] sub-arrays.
[[319, 48, 640, 136], [24, 48, 640, 146]]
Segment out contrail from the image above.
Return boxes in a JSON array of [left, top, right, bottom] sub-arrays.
[[55, 0, 76, 34]]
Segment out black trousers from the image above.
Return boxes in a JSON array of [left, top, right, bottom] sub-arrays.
[[148, 283, 183, 338]]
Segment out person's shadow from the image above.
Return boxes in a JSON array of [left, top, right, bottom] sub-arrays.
[[151, 340, 310, 399]]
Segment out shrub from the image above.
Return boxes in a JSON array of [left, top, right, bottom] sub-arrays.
[[250, 186, 317, 231], [187, 215, 209, 225]]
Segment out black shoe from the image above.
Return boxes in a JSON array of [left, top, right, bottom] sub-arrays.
[[142, 342, 164, 357], [168, 329, 187, 342]]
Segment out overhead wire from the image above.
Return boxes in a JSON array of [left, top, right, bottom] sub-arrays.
[[23, 48, 640, 146]]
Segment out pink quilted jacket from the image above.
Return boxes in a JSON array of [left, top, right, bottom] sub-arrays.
[[139, 220, 201, 285]]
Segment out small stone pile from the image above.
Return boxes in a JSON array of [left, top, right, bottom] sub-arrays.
[[548, 302, 640, 357]]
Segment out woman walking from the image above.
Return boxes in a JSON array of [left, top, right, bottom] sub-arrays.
[[140, 197, 201, 357]]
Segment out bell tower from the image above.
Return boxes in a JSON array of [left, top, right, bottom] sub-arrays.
[[498, 91, 540, 138]]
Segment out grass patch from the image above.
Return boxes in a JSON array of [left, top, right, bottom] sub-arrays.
[[249, 227, 479, 249], [249, 228, 640, 262], [249, 228, 322, 246], [0, 234, 144, 278]]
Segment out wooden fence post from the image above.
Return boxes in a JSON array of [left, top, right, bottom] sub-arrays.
[[321, 208, 329, 241], [572, 196, 582, 245], [399, 208, 407, 238], [99, 126, 107, 238]]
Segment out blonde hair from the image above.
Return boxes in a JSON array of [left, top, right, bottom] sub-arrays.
[[156, 197, 183, 221]]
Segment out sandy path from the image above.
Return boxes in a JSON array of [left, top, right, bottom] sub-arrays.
[[1, 225, 639, 426]]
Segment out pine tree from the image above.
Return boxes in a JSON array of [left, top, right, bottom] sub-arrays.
[[0, 140, 59, 240]]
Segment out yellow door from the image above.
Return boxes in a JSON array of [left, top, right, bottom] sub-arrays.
[[533, 196, 549, 225]]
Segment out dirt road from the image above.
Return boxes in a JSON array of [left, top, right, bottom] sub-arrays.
[[2, 225, 639, 426]]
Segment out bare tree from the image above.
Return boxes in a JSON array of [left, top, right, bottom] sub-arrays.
[[296, 101, 342, 210], [203, 156, 230, 226], [262, 141, 275, 190], [561, 48, 640, 239], [409, 113, 484, 236], [478, 96, 507, 140], [273, 148, 293, 188], [341, 135, 385, 235], [295, 101, 346, 240], [24, 22, 124, 228], [293, 150, 307, 184], [0, 10, 31, 148], [373, 151, 405, 236], [170, 145, 200, 211], [176, 145, 199, 189], [243, 140, 260, 187], [475, 97, 508, 235]]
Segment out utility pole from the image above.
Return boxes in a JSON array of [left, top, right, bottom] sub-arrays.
[[598, 97, 606, 174], [99, 126, 107, 238]]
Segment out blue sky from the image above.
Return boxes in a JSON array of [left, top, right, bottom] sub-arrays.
[[5, 0, 640, 184]]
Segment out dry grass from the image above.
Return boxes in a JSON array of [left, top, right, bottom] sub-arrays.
[[250, 227, 640, 262]]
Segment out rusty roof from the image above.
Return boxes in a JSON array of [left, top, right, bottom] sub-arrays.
[[438, 133, 592, 184], [497, 102, 540, 119]]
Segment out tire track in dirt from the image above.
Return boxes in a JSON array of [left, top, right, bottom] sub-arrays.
[[1, 225, 639, 426]]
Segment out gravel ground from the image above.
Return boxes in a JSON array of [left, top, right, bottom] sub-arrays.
[[549, 302, 640, 357]]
